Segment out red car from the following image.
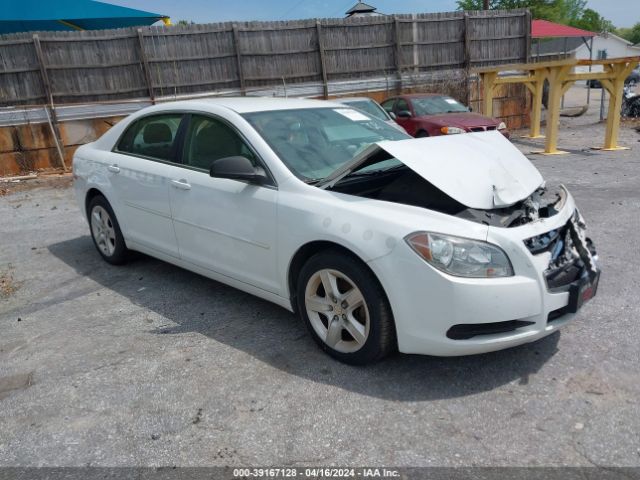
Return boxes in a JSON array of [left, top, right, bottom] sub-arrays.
[[381, 94, 509, 139]]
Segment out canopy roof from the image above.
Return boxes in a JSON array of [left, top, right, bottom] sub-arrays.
[[532, 19, 595, 38], [346, 2, 377, 15], [0, 0, 168, 34]]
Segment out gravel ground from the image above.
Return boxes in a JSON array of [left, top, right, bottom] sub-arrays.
[[1, 112, 639, 468]]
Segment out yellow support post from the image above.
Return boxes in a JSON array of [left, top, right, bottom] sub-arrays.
[[535, 65, 572, 155], [481, 72, 497, 118], [595, 62, 637, 151], [561, 81, 573, 96], [525, 70, 546, 139]]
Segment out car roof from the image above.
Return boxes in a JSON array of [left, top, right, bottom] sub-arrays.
[[334, 97, 376, 103], [153, 97, 344, 114], [405, 93, 447, 99]]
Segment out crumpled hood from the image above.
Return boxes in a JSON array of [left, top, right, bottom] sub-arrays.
[[320, 130, 544, 209]]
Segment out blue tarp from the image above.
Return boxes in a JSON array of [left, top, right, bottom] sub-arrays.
[[1, 0, 168, 34]]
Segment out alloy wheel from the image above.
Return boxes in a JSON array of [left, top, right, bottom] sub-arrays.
[[304, 269, 370, 353], [90, 205, 117, 257]]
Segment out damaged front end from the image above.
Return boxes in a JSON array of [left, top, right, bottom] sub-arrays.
[[524, 210, 600, 318], [457, 184, 567, 228], [322, 131, 560, 227]]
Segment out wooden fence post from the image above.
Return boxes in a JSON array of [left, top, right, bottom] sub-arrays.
[[232, 24, 246, 96], [463, 13, 471, 68], [33, 34, 67, 172], [393, 16, 403, 93], [316, 21, 329, 99], [463, 13, 472, 104], [137, 29, 155, 104], [525, 10, 532, 64]]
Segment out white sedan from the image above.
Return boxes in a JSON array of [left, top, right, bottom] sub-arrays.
[[73, 98, 600, 364]]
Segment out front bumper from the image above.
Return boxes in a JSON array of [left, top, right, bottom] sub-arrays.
[[367, 196, 598, 356]]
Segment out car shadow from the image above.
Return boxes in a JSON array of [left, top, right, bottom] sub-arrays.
[[48, 236, 560, 402]]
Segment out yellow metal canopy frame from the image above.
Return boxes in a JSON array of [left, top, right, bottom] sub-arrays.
[[474, 57, 640, 154]]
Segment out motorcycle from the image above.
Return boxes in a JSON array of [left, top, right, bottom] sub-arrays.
[[622, 82, 640, 118]]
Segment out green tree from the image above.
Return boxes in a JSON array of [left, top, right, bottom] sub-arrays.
[[456, 0, 613, 33], [456, 0, 558, 20], [570, 8, 613, 33], [617, 22, 640, 44]]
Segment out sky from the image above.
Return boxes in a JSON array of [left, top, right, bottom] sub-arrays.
[[102, 0, 639, 28]]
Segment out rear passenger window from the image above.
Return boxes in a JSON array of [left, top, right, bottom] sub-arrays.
[[117, 114, 183, 162]]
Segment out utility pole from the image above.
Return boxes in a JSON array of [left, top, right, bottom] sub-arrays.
[[483, 0, 490, 9]]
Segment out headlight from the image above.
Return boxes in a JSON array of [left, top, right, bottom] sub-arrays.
[[440, 126, 465, 135], [497, 122, 507, 130], [405, 232, 514, 278]]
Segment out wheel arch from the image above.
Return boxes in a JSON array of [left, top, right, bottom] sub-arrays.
[[85, 187, 106, 218], [287, 240, 399, 359], [287, 240, 390, 315]]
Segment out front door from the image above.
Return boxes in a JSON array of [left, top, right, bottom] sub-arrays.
[[168, 114, 279, 294], [392, 98, 416, 136]]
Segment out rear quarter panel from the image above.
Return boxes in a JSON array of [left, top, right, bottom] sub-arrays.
[[72, 142, 120, 222]]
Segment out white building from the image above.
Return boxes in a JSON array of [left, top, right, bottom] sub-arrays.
[[575, 32, 640, 72], [534, 32, 640, 73]]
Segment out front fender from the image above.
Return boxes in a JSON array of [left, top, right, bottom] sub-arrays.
[[275, 184, 488, 299]]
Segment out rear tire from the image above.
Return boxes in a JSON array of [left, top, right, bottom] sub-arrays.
[[296, 250, 396, 365], [87, 195, 128, 265]]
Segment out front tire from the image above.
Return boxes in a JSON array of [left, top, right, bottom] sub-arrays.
[[296, 251, 396, 365], [416, 130, 429, 138], [87, 195, 128, 265]]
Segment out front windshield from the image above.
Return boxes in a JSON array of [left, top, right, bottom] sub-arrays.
[[342, 100, 389, 121], [412, 96, 469, 116], [243, 107, 408, 181]]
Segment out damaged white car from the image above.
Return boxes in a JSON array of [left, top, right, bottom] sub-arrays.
[[73, 98, 600, 364]]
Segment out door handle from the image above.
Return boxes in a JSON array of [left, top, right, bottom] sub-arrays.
[[107, 164, 120, 173], [170, 179, 191, 190]]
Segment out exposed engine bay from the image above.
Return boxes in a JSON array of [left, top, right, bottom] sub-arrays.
[[330, 166, 566, 228]]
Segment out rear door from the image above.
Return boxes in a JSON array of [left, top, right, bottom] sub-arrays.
[[167, 113, 280, 293], [109, 113, 184, 258]]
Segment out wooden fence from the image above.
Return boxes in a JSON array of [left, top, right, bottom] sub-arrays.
[[0, 9, 531, 108]]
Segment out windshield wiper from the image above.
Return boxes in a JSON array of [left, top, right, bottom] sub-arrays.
[[348, 164, 406, 178]]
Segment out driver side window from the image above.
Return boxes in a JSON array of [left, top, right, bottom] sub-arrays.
[[395, 99, 410, 114], [183, 114, 256, 171]]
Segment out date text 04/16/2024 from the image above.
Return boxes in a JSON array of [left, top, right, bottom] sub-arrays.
[[232, 468, 400, 478]]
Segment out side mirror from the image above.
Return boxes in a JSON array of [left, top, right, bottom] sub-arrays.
[[397, 110, 412, 118], [209, 156, 267, 185], [388, 111, 397, 120]]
